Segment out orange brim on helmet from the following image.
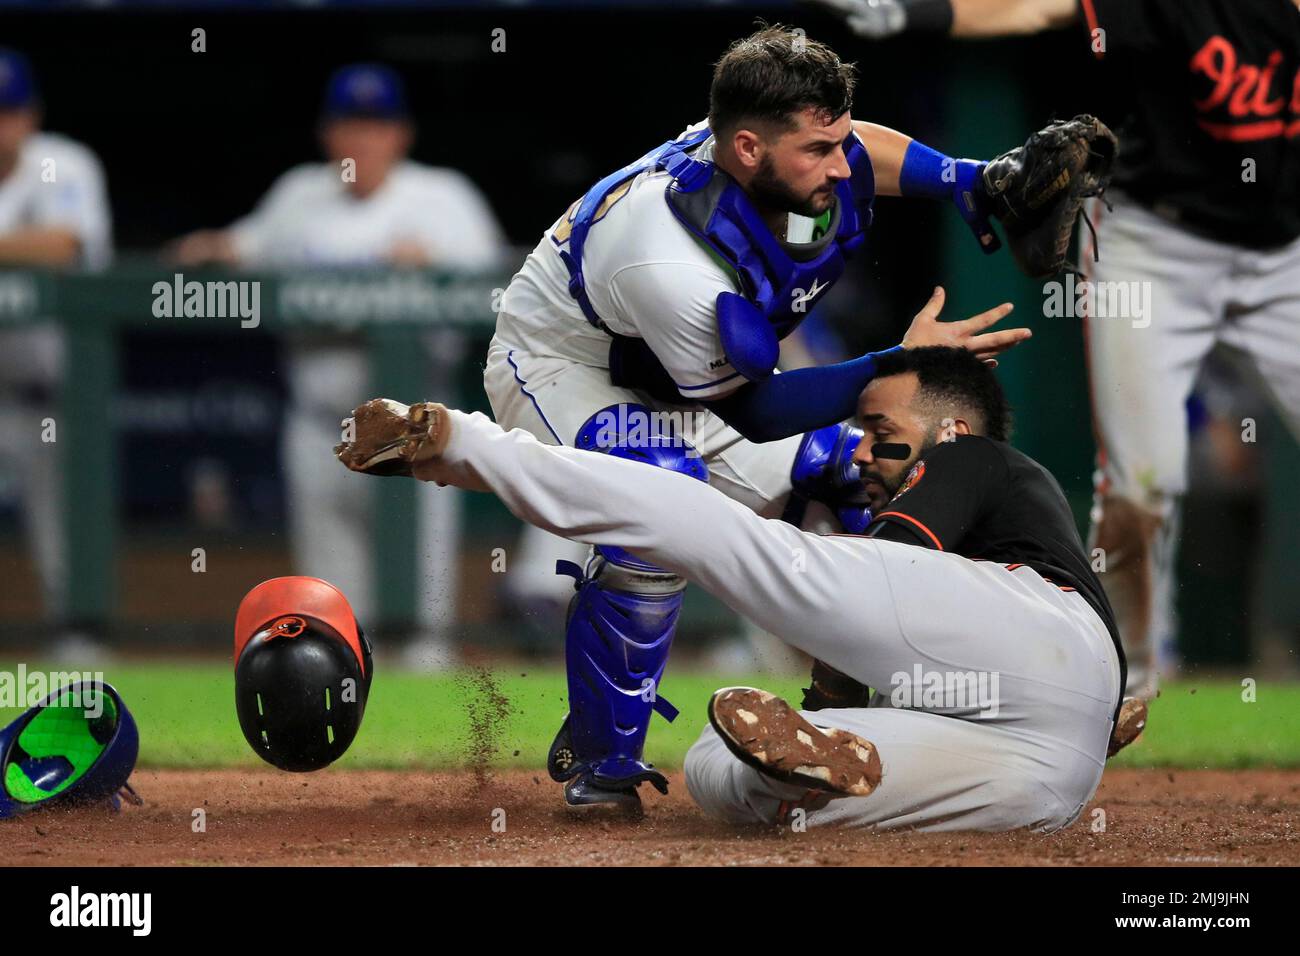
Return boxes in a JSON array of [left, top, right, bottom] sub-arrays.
[[234, 576, 367, 677]]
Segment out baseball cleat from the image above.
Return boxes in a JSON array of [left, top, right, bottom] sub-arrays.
[[547, 714, 582, 783], [334, 398, 451, 476], [1106, 696, 1149, 757], [708, 686, 882, 798], [563, 771, 644, 816]]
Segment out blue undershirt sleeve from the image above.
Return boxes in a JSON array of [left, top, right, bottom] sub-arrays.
[[702, 345, 906, 443]]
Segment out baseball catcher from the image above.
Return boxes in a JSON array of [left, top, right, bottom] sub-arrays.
[[470, 25, 1056, 813]]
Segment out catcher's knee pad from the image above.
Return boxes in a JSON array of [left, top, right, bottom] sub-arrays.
[[785, 421, 872, 533], [572, 403, 708, 570], [550, 405, 707, 790]]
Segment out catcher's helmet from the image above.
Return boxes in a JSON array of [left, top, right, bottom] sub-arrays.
[[0, 681, 140, 819], [234, 576, 373, 772]]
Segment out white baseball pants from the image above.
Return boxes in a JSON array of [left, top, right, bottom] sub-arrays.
[[424, 409, 1122, 832]]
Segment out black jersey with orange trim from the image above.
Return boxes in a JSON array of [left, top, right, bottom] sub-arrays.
[[867, 435, 1122, 666], [1078, 0, 1300, 247]]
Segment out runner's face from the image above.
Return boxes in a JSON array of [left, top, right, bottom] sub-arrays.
[[748, 109, 853, 218], [853, 374, 938, 512]]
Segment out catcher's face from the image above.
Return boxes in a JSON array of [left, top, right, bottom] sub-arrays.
[[743, 108, 852, 219]]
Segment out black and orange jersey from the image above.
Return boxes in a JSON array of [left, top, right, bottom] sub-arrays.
[[867, 435, 1123, 676], [1078, 0, 1300, 247]]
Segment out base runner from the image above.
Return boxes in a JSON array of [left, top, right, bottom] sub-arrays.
[[335, 346, 1135, 832]]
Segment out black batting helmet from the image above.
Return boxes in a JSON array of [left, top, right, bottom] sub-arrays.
[[233, 576, 373, 772]]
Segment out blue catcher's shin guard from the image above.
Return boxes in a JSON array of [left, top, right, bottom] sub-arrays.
[[549, 552, 685, 794], [547, 404, 707, 800], [784, 421, 874, 534]]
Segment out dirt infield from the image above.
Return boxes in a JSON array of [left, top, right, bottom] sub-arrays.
[[2, 768, 1297, 866]]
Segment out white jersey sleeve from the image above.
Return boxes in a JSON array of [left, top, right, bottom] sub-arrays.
[[24, 134, 113, 269], [226, 162, 505, 270], [226, 164, 317, 262], [606, 260, 743, 399], [403, 168, 506, 270]]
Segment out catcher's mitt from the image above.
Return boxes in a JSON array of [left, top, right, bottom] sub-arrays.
[[334, 398, 451, 476], [980, 115, 1118, 278]]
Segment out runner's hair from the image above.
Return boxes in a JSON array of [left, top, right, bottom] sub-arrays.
[[875, 346, 1014, 442]]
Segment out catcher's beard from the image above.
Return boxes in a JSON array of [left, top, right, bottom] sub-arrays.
[[748, 153, 836, 220]]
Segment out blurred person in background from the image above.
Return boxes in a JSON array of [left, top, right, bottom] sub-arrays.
[[171, 63, 506, 668], [1179, 351, 1289, 676], [0, 47, 113, 662]]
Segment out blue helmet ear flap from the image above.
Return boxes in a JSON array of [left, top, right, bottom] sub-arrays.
[[716, 292, 778, 383], [0, 681, 140, 820]]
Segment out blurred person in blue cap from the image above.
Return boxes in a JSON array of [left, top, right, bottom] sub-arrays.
[[0, 47, 113, 663], [170, 63, 506, 669]]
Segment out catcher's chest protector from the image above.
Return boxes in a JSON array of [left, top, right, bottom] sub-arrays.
[[557, 125, 877, 384]]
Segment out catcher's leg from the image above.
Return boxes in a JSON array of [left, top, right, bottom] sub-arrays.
[[546, 403, 709, 810], [482, 342, 627, 632], [548, 410, 865, 804], [482, 346, 700, 807], [1081, 195, 1226, 700]]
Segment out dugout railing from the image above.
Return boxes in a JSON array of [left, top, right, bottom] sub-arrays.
[[0, 264, 509, 628]]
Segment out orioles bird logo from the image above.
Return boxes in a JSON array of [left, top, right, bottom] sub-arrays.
[[892, 461, 926, 500], [264, 616, 307, 640]]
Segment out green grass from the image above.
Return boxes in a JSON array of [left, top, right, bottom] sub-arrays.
[[0, 663, 1296, 770]]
